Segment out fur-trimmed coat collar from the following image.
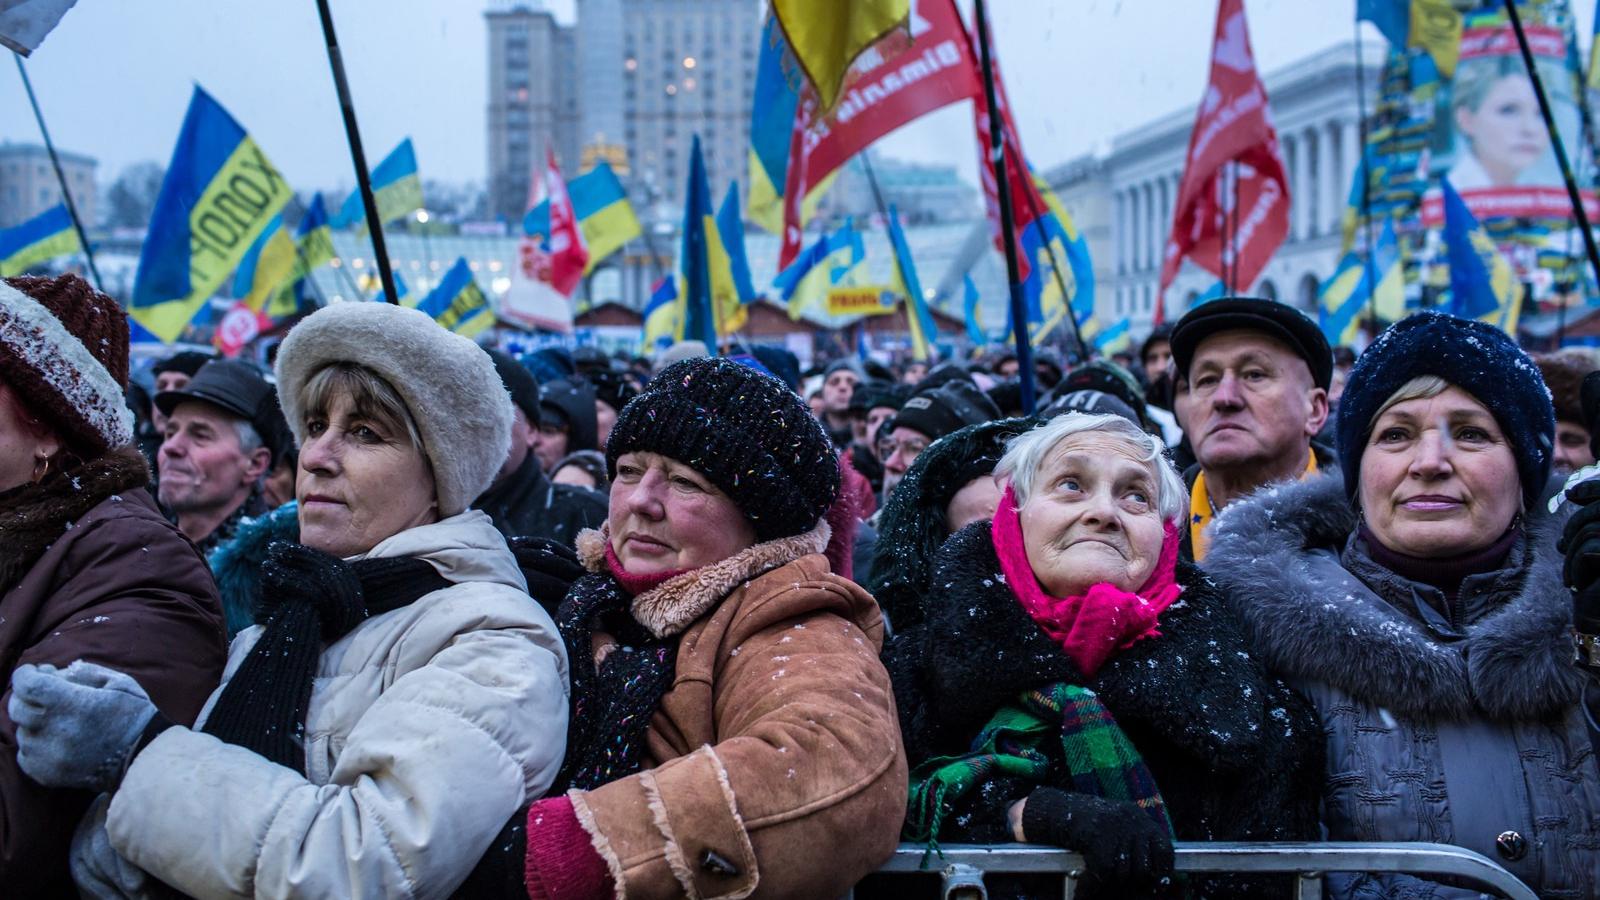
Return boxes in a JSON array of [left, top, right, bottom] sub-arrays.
[[574, 519, 831, 638], [1205, 473, 1585, 721], [0, 448, 148, 596], [891, 522, 1302, 771]]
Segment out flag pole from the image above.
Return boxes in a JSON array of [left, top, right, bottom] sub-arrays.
[[972, 0, 1036, 414], [314, 0, 398, 305], [1352, 24, 1380, 339], [1502, 0, 1600, 297], [14, 56, 103, 292]]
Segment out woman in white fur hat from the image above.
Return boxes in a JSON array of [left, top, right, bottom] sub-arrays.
[[10, 301, 570, 899]]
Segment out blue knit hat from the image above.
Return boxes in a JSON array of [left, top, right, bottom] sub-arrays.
[[1336, 312, 1554, 509]]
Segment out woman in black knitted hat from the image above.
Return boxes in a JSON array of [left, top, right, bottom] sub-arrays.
[[462, 356, 908, 900]]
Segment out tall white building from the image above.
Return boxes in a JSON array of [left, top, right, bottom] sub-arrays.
[[1045, 41, 1384, 332]]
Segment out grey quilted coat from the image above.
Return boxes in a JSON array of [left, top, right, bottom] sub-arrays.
[[1206, 474, 1600, 900]]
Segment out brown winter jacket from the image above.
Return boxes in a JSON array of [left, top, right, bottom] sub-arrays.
[[0, 452, 226, 897], [565, 523, 908, 899]]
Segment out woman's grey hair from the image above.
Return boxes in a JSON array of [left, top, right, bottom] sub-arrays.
[[994, 412, 1187, 524], [1368, 375, 1450, 434]]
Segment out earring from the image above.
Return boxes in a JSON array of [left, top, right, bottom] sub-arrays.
[[31, 453, 51, 484]]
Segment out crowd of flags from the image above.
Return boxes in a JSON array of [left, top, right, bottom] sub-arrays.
[[10, 0, 1600, 365]]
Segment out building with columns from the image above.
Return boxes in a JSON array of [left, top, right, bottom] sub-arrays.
[[1045, 40, 1383, 334]]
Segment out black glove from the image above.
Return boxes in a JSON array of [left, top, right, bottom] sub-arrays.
[[260, 541, 365, 637], [1022, 788, 1174, 892], [508, 536, 586, 614]]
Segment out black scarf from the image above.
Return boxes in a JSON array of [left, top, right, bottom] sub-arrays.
[[553, 572, 679, 791], [0, 449, 149, 596], [201, 554, 451, 775]]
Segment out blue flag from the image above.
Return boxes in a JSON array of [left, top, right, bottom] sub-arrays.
[[131, 87, 293, 342]]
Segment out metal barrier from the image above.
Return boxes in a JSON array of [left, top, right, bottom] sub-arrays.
[[857, 842, 1538, 899]]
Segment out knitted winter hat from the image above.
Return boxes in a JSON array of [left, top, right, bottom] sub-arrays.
[[1337, 312, 1554, 510], [606, 356, 839, 541], [870, 417, 1034, 630], [893, 380, 1002, 442], [275, 302, 512, 518], [488, 349, 542, 426], [541, 377, 600, 452], [0, 275, 134, 454]]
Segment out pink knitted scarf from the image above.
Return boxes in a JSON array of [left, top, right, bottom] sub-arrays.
[[990, 483, 1182, 676]]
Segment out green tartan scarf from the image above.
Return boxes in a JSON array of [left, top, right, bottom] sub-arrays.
[[906, 682, 1172, 851]]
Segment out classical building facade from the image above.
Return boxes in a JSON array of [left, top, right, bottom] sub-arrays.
[[0, 142, 96, 230], [1046, 40, 1383, 332]]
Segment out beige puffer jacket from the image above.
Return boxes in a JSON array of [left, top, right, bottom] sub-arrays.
[[103, 510, 570, 899]]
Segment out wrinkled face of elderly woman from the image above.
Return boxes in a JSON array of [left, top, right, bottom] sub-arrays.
[[296, 365, 438, 558], [610, 450, 758, 575], [1019, 431, 1167, 597], [1359, 382, 1520, 558]]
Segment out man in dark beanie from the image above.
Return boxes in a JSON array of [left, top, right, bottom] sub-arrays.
[[534, 376, 600, 474], [817, 358, 864, 448], [149, 349, 214, 435], [474, 351, 606, 544], [881, 380, 1002, 501], [587, 368, 638, 450], [1170, 297, 1333, 560], [1535, 349, 1600, 477]]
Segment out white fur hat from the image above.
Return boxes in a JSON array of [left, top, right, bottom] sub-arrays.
[[275, 302, 512, 517]]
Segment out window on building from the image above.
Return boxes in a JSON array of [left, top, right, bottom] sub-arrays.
[[1258, 279, 1278, 302]]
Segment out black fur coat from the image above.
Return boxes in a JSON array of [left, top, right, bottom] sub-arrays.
[[884, 521, 1324, 850]]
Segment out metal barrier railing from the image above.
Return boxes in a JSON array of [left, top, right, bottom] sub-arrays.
[[858, 842, 1538, 899]]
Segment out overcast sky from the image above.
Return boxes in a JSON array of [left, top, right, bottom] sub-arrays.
[[3, 1, 1588, 195]]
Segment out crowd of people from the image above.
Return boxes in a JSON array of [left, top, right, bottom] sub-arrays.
[[3, 270, 1600, 898]]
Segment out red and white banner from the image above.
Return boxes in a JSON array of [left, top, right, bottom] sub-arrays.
[[537, 147, 589, 297], [215, 301, 269, 358], [1157, 0, 1290, 322], [779, 0, 981, 266]]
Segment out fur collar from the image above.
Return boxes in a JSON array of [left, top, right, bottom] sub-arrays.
[[903, 522, 1282, 769], [574, 519, 831, 638], [1205, 473, 1584, 720], [0, 448, 148, 595]]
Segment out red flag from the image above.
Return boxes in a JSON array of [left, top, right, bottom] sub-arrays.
[[777, 0, 981, 267], [962, 0, 1047, 285], [1156, 0, 1289, 322], [539, 148, 589, 297]]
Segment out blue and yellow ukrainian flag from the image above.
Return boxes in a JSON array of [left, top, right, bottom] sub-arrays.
[[368, 270, 414, 306], [1590, 7, 1600, 91], [333, 138, 423, 233], [769, 0, 908, 112], [231, 213, 298, 316], [416, 257, 492, 338], [679, 136, 737, 344], [1092, 318, 1134, 355], [887, 204, 936, 361], [1319, 218, 1403, 346], [773, 220, 865, 319], [642, 275, 683, 353], [1441, 178, 1522, 335], [0, 203, 79, 276], [131, 86, 293, 343], [265, 191, 337, 317], [962, 274, 989, 345], [524, 162, 642, 275], [746, 16, 839, 234], [1019, 170, 1094, 345], [717, 181, 757, 308]]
